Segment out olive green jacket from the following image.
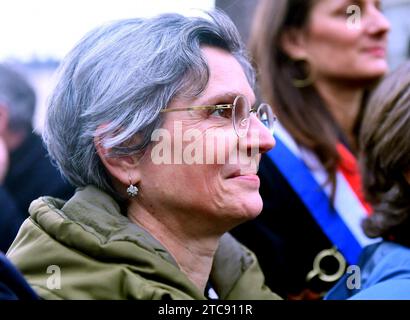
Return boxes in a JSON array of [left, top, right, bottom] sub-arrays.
[[7, 185, 281, 300]]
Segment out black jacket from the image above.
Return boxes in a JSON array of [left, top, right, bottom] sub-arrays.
[[0, 252, 38, 300], [0, 132, 75, 252]]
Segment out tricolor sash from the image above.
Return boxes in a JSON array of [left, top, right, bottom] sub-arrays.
[[266, 124, 379, 264]]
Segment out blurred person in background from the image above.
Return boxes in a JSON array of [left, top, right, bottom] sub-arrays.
[[383, 0, 410, 69], [7, 12, 281, 300], [0, 64, 74, 253], [231, 0, 390, 299], [326, 62, 410, 299]]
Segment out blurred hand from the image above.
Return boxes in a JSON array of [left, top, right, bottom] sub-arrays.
[[0, 136, 9, 184]]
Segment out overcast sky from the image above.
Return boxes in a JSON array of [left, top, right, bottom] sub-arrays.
[[0, 0, 215, 61]]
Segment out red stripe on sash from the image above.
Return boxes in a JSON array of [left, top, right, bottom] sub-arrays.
[[336, 143, 372, 215]]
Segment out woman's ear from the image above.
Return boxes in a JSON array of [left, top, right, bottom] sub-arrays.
[[94, 132, 141, 187], [280, 28, 309, 60]]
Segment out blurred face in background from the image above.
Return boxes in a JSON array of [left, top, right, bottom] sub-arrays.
[[285, 0, 390, 83]]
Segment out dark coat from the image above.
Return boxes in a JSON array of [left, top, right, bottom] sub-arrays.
[[0, 252, 38, 300], [0, 132, 75, 252]]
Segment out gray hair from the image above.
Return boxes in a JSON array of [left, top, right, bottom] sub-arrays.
[[43, 10, 255, 197], [0, 64, 36, 132]]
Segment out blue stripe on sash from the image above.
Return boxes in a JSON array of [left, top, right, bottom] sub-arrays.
[[266, 137, 362, 264]]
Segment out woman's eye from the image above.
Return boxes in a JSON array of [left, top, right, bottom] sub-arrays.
[[210, 107, 232, 119]]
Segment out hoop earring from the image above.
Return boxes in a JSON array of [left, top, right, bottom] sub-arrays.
[[291, 59, 314, 88], [126, 174, 139, 197]]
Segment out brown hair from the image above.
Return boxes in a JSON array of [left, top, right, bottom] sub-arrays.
[[249, 0, 368, 191], [360, 62, 410, 245]]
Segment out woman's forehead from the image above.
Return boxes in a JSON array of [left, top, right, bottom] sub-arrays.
[[199, 48, 255, 104]]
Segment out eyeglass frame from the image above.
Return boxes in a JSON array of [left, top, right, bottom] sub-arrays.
[[160, 95, 277, 138]]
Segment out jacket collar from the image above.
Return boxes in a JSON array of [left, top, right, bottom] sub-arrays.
[[29, 185, 254, 298]]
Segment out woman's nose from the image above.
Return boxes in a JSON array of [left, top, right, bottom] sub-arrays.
[[246, 115, 276, 154], [365, 4, 390, 36]]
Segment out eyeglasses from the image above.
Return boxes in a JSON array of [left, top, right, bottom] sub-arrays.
[[160, 95, 276, 138]]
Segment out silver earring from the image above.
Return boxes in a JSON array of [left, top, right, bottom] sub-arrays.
[[127, 175, 139, 197]]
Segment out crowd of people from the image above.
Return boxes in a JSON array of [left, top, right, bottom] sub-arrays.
[[1, 0, 409, 300]]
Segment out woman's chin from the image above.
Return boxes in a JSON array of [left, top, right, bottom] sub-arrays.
[[233, 197, 264, 223], [356, 61, 389, 79]]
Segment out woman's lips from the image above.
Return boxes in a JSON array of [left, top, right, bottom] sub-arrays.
[[228, 173, 260, 186], [226, 169, 257, 179], [363, 46, 386, 58]]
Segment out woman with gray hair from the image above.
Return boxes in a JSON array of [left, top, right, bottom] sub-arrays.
[[6, 11, 280, 300], [326, 62, 410, 299]]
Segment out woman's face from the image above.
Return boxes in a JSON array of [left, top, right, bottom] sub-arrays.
[[136, 46, 275, 232], [301, 0, 390, 82]]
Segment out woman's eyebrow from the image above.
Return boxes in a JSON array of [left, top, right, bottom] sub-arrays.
[[331, 0, 356, 9], [199, 92, 238, 105], [200, 92, 257, 106]]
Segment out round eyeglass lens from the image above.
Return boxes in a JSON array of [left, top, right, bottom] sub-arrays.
[[233, 95, 250, 137], [257, 103, 275, 135]]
